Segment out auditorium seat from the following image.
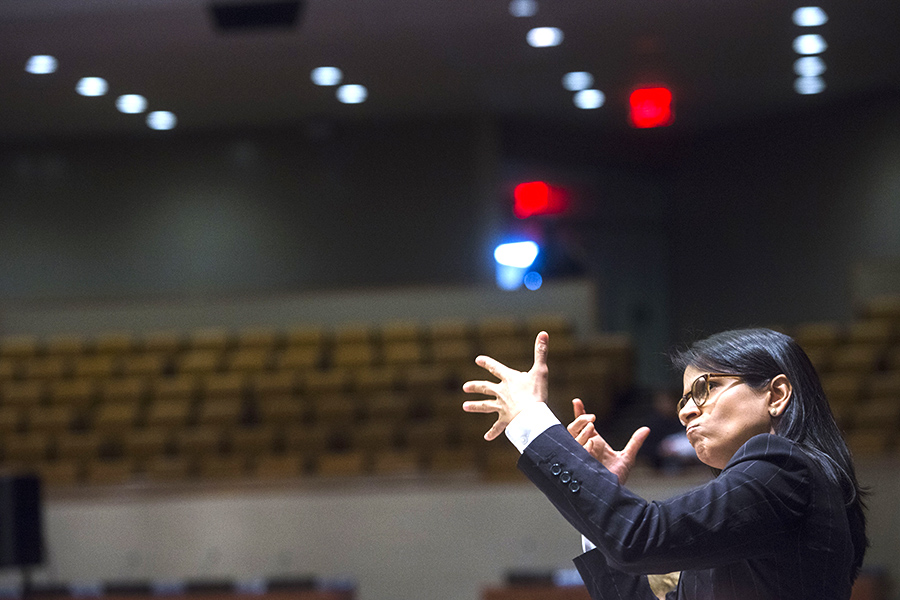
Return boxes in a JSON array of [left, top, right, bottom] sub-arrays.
[[100, 377, 149, 404], [277, 346, 324, 371], [202, 373, 247, 400], [830, 344, 885, 374], [55, 431, 106, 461], [197, 397, 245, 427], [227, 425, 280, 456], [122, 428, 172, 460], [141, 330, 184, 354], [44, 334, 86, 356], [364, 392, 412, 422], [315, 450, 366, 476], [175, 426, 224, 457], [3, 432, 51, 463], [176, 349, 225, 375], [48, 378, 97, 408], [38, 458, 81, 486], [283, 425, 331, 455], [235, 327, 282, 348], [188, 328, 232, 351], [22, 356, 72, 380], [0, 358, 18, 381], [0, 335, 40, 359], [0, 406, 23, 434], [121, 352, 171, 377], [428, 447, 478, 473], [284, 325, 326, 347], [350, 421, 400, 451], [310, 393, 360, 424], [332, 342, 377, 369], [2, 382, 47, 414], [253, 453, 305, 479], [382, 341, 426, 366], [93, 400, 141, 432], [94, 331, 136, 355], [85, 458, 135, 485], [153, 375, 199, 401], [198, 454, 247, 480], [256, 396, 307, 424], [146, 398, 194, 428], [28, 404, 78, 433], [143, 455, 192, 481], [72, 354, 120, 379], [227, 347, 274, 373], [371, 449, 421, 475], [253, 371, 300, 398], [304, 371, 351, 396], [352, 367, 397, 393]]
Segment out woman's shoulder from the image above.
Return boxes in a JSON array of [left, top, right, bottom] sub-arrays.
[[725, 433, 813, 474]]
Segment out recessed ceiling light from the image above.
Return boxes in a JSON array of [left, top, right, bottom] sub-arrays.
[[793, 34, 827, 55], [794, 56, 826, 77], [794, 76, 826, 95], [509, 0, 538, 18], [573, 89, 605, 110], [311, 66, 343, 86], [116, 94, 148, 114], [526, 27, 563, 48], [76, 77, 108, 97], [792, 7, 828, 27], [147, 111, 177, 130], [25, 55, 57, 75], [562, 72, 594, 92], [336, 84, 367, 104]]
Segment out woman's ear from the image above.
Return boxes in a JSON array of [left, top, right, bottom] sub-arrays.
[[768, 374, 792, 417]]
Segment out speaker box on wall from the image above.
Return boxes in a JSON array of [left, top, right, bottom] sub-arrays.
[[0, 475, 44, 567]]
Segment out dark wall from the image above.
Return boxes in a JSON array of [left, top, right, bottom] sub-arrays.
[[0, 118, 498, 300], [669, 93, 900, 339]]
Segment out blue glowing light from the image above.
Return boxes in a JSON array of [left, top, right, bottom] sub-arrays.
[[494, 241, 540, 268]]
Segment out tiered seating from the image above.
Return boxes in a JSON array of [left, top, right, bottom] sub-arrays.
[[0, 316, 633, 488], [797, 294, 900, 457]]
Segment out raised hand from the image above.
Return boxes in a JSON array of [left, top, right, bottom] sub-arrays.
[[462, 331, 550, 441], [567, 398, 650, 485]]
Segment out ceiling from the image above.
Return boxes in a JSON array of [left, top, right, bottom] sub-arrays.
[[2, 0, 900, 140]]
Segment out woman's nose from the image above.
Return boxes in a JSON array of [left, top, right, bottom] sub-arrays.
[[678, 397, 700, 426]]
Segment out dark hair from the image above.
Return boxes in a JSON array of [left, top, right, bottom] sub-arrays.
[[671, 327, 867, 579]]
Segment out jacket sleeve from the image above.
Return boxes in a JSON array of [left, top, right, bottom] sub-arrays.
[[572, 548, 660, 600], [518, 426, 810, 574]]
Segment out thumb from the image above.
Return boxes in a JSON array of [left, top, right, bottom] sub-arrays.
[[572, 398, 586, 418], [621, 426, 651, 460]]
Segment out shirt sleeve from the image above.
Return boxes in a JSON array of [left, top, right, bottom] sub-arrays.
[[505, 402, 561, 453]]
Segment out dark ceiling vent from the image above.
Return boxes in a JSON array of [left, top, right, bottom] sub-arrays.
[[209, 1, 304, 31]]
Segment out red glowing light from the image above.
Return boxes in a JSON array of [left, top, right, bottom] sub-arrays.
[[513, 181, 569, 219], [629, 87, 674, 128]]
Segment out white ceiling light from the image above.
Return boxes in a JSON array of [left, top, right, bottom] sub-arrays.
[[147, 111, 177, 130], [794, 76, 826, 95], [573, 89, 605, 109], [562, 71, 593, 91], [116, 94, 148, 114], [509, 0, 538, 18], [793, 34, 827, 55], [311, 66, 343, 86], [792, 7, 828, 27], [526, 27, 563, 48], [76, 77, 108, 97], [336, 84, 368, 104], [25, 55, 57, 75], [794, 56, 826, 77]]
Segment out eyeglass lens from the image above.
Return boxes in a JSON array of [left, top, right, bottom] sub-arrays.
[[678, 374, 710, 412]]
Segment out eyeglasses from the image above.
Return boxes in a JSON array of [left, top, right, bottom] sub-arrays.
[[677, 373, 743, 412]]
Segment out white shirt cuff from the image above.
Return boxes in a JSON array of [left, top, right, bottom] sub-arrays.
[[504, 402, 560, 453], [581, 535, 596, 553]]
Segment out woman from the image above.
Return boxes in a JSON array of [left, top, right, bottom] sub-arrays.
[[462, 328, 867, 600]]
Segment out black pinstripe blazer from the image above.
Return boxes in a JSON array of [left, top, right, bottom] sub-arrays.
[[518, 426, 856, 600]]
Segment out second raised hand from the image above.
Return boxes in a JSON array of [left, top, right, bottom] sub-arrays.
[[461, 331, 550, 440]]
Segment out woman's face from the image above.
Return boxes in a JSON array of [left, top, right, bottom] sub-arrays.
[[678, 365, 775, 469]]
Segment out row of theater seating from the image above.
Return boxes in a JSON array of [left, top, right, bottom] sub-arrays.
[[0, 315, 633, 487], [792, 295, 900, 456]]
